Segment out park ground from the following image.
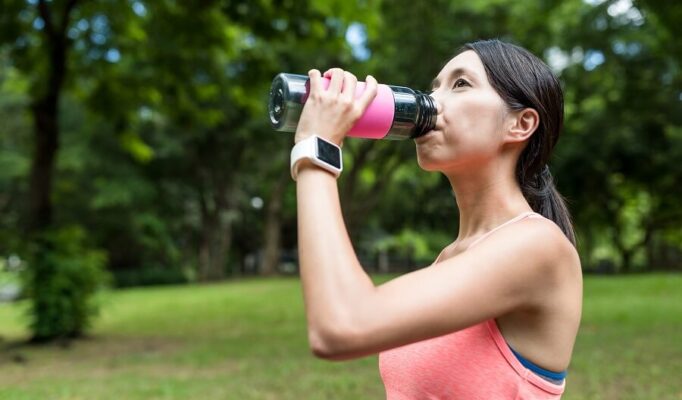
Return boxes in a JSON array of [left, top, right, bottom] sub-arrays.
[[0, 274, 681, 399]]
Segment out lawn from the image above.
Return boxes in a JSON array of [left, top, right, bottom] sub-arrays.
[[0, 274, 680, 399]]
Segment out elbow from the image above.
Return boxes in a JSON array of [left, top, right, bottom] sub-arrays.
[[308, 329, 338, 360], [307, 322, 363, 361]]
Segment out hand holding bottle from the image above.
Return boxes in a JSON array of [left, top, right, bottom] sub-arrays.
[[294, 68, 379, 146]]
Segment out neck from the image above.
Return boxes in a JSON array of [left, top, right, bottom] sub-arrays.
[[445, 160, 532, 241]]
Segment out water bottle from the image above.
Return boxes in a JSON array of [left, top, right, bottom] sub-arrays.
[[268, 73, 437, 140]]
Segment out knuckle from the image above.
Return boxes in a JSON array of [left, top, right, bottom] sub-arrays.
[[351, 106, 363, 118]]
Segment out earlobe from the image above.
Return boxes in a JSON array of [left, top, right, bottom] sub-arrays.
[[507, 108, 539, 143]]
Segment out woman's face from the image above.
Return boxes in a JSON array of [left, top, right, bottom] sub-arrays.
[[416, 50, 510, 172]]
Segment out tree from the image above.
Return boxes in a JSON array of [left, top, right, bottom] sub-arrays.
[[0, 0, 116, 341]]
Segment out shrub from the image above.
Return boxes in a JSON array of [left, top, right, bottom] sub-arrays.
[[22, 226, 109, 342]]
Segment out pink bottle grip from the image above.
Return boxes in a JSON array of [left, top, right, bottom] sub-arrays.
[[303, 77, 395, 139]]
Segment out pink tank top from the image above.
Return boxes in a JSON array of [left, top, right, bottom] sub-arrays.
[[379, 212, 566, 399]]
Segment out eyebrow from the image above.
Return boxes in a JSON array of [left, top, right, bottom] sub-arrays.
[[430, 67, 477, 90]]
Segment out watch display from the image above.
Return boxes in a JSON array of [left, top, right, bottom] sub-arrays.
[[316, 137, 342, 169]]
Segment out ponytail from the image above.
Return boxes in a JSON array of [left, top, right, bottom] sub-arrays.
[[520, 165, 576, 246]]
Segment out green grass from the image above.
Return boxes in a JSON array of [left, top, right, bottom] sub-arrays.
[[0, 274, 681, 399]]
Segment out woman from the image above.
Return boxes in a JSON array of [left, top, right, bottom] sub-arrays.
[[291, 39, 582, 399]]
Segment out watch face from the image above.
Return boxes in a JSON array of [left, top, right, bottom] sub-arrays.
[[315, 138, 341, 169]]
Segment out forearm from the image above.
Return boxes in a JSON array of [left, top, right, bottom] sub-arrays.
[[295, 161, 375, 345]]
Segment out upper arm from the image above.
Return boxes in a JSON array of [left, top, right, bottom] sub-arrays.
[[323, 218, 576, 359]]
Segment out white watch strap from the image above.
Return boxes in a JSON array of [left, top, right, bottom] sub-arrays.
[[290, 137, 315, 180], [290, 135, 342, 180]]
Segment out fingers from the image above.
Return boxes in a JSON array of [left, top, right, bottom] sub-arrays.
[[324, 68, 359, 99], [308, 69, 322, 95], [325, 68, 344, 94], [341, 71, 358, 103], [319, 68, 375, 116], [356, 75, 378, 112]]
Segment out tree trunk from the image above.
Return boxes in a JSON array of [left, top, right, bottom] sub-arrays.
[[27, 0, 77, 232], [198, 215, 229, 281], [28, 99, 59, 232], [621, 249, 633, 273], [197, 185, 232, 281], [642, 224, 654, 271], [259, 171, 289, 276]]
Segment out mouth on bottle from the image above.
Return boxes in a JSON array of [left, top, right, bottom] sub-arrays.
[[415, 129, 438, 142], [411, 92, 438, 139]]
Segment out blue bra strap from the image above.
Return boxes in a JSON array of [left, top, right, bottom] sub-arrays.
[[509, 346, 567, 381]]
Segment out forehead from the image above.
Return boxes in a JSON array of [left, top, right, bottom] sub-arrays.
[[433, 50, 486, 85]]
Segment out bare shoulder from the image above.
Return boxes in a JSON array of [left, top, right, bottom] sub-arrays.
[[518, 216, 578, 259], [467, 215, 582, 298], [523, 217, 581, 280], [490, 216, 582, 303], [472, 214, 576, 259]]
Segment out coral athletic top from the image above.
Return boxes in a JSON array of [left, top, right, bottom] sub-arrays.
[[379, 212, 567, 399]]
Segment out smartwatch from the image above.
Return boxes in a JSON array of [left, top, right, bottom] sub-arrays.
[[290, 135, 343, 180]]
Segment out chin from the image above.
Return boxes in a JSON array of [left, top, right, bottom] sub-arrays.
[[416, 155, 441, 172]]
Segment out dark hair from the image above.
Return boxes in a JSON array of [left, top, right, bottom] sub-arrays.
[[459, 39, 576, 246]]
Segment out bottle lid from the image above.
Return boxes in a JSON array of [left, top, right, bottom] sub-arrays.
[[268, 73, 308, 132]]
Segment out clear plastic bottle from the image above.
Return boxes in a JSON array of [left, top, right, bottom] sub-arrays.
[[268, 73, 437, 140]]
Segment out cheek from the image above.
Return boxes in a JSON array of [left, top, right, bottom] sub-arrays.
[[443, 94, 505, 146]]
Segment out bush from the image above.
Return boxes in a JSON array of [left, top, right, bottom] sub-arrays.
[[22, 226, 109, 342]]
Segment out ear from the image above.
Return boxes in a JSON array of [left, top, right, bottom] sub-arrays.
[[505, 108, 539, 144]]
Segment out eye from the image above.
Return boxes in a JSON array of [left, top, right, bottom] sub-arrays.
[[452, 78, 470, 89]]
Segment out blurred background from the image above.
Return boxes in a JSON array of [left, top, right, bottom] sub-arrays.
[[0, 0, 680, 399]]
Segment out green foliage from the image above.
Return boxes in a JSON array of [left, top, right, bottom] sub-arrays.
[[373, 228, 452, 263], [0, 0, 680, 299], [21, 226, 109, 341]]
